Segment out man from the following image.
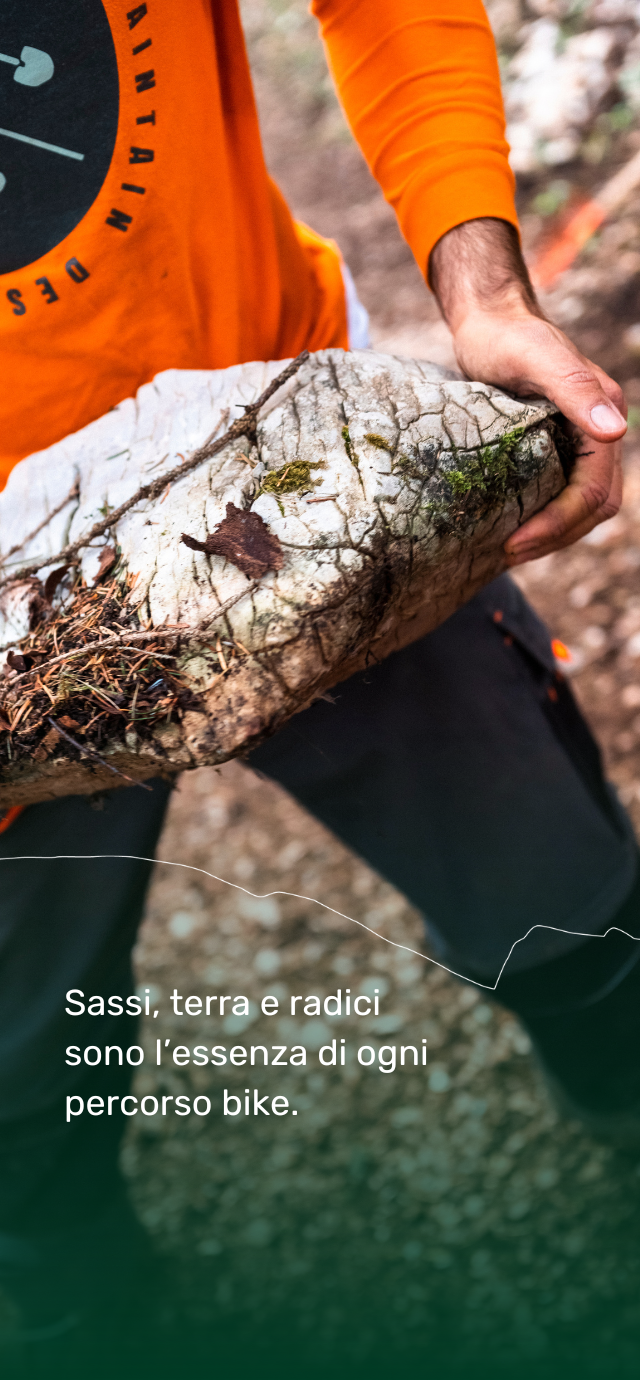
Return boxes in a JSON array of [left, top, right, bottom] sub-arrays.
[[0, 0, 637, 1345]]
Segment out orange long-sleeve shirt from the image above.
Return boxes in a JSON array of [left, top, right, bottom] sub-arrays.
[[0, 0, 516, 486]]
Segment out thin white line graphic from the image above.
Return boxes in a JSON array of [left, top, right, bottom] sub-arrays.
[[0, 127, 83, 160], [1, 852, 638, 991]]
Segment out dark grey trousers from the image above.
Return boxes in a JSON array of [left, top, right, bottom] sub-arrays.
[[252, 574, 635, 980], [0, 576, 635, 1196]]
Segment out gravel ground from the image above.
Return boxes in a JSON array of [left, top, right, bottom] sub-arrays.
[[122, 4, 640, 1370], [128, 755, 640, 1371]]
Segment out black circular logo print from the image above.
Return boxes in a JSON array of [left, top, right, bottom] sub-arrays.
[[0, 1, 119, 274]]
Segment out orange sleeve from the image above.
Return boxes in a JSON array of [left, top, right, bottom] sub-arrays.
[[310, 0, 517, 278]]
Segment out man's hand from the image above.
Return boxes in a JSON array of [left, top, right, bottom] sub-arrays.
[[429, 219, 626, 565]]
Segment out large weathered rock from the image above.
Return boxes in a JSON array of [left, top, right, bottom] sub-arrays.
[[0, 349, 567, 806]]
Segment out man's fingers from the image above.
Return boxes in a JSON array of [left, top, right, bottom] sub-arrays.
[[511, 331, 626, 442], [592, 367, 628, 419], [553, 372, 625, 441], [505, 492, 610, 563], [506, 511, 609, 565], [505, 451, 622, 552], [504, 434, 622, 562], [505, 492, 620, 564]]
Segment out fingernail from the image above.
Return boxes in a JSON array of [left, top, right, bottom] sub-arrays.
[[505, 541, 538, 558], [590, 403, 625, 433]]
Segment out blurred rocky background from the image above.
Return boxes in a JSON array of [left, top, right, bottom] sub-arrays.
[[124, 4, 640, 1372]]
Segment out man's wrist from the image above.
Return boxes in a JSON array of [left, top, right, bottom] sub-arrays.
[[428, 218, 543, 335]]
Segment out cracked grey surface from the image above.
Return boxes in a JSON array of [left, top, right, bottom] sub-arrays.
[[0, 349, 565, 797]]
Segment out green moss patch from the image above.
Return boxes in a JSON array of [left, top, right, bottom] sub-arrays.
[[446, 426, 526, 501], [341, 425, 360, 470], [364, 432, 394, 453], [259, 458, 324, 498]]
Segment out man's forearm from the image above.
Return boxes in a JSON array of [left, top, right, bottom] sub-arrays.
[[312, 0, 517, 281], [429, 217, 540, 328]]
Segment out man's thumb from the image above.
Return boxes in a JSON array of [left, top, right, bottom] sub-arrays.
[[588, 400, 626, 438]]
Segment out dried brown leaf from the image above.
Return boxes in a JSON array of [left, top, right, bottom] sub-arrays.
[[181, 503, 283, 579], [28, 590, 51, 632], [43, 565, 71, 603], [93, 546, 117, 584], [6, 650, 30, 673]]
